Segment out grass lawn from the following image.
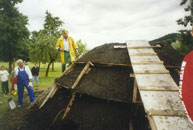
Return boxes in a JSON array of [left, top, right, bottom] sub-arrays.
[[0, 62, 62, 130], [171, 42, 181, 49]]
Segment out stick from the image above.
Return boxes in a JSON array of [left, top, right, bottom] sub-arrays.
[[71, 62, 91, 89], [74, 61, 181, 69], [39, 84, 57, 109], [61, 94, 76, 120], [58, 63, 75, 78], [52, 109, 65, 124], [73, 61, 131, 67]]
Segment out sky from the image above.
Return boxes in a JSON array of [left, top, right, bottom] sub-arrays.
[[17, 0, 189, 49]]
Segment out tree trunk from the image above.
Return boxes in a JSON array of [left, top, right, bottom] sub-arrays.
[[45, 59, 55, 77], [9, 60, 12, 73], [39, 62, 41, 71], [12, 58, 15, 71], [52, 62, 54, 71]]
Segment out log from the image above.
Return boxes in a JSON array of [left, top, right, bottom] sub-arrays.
[[61, 94, 76, 120], [58, 63, 75, 78], [27, 84, 55, 109], [39, 84, 57, 109], [147, 109, 186, 117], [71, 62, 92, 89], [73, 61, 131, 67], [74, 61, 181, 69]]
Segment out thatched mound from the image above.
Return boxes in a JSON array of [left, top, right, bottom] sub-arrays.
[[20, 43, 183, 130]]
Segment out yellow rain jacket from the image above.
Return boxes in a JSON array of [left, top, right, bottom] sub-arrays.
[[56, 36, 78, 64]]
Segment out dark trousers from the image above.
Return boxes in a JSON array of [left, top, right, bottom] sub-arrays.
[[1, 81, 9, 95], [62, 51, 71, 72]]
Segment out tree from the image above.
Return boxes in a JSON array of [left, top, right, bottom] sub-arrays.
[[76, 40, 89, 59], [29, 11, 63, 77], [177, 0, 193, 28], [177, 0, 193, 55], [0, 0, 30, 72]]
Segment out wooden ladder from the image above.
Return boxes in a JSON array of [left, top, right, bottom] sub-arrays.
[[127, 40, 193, 130]]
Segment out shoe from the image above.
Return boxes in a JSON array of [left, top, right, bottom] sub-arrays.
[[17, 105, 22, 108]]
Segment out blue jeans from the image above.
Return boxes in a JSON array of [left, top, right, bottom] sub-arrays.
[[32, 76, 39, 86]]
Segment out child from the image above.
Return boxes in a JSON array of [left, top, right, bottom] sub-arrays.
[[0, 65, 9, 95], [10, 71, 17, 95]]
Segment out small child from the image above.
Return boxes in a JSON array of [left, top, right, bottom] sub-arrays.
[[0, 65, 9, 95], [10, 71, 17, 95]]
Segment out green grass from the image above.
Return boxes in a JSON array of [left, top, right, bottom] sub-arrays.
[[0, 62, 63, 129], [171, 42, 181, 49]]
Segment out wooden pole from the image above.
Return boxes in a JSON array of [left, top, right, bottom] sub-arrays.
[[71, 62, 91, 89], [61, 94, 76, 120]]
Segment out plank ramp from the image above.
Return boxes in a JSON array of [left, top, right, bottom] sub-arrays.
[[127, 40, 193, 130]]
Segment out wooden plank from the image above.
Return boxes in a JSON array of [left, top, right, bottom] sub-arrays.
[[58, 63, 75, 78], [73, 61, 180, 69], [132, 61, 164, 65], [130, 73, 134, 78], [148, 109, 186, 117], [39, 84, 56, 109], [130, 55, 161, 63], [73, 61, 132, 67], [127, 40, 150, 47], [114, 45, 161, 49], [130, 53, 157, 56], [135, 74, 178, 88], [140, 91, 184, 111], [71, 62, 91, 89], [129, 48, 155, 54], [132, 64, 166, 72], [135, 70, 170, 74], [133, 79, 138, 103], [50, 85, 59, 98], [139, 86, 179, 91], [85, 68, 91, 74], [147, 114, 158, 130], [129, 120, 134, 130], [153, 116, 193, 130]]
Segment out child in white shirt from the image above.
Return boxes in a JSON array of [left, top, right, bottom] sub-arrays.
[[0, 65, 9, 95]]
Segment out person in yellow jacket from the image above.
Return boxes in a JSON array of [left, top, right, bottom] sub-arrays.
[[56, 29, 78, 72]]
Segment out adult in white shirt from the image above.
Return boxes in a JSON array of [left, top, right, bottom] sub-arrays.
[[14, 59, 35, 107], [0, 65, 9, 95]]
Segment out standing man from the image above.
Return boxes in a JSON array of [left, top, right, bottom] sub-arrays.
[[31, 63, 39, 87], [14, 59, 35, 107], [0, 65, 9, 95], [56, 29, 78, 72]]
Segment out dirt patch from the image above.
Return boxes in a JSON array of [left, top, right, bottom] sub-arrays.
[[77, 43, 130, 64], [153, 44, 184, 66], [153, 44, 184, 84], [22, 88, 149, 130]]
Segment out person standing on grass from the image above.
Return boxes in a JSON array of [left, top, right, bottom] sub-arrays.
[[14, 59, 35, 107], [10, 71, 17, 95], [31, 63, 39, 87], [0, 65, 9, 95], [56, 29, 79, 72]]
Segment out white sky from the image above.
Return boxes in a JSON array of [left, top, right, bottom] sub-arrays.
[[17, 0, 189, 49]]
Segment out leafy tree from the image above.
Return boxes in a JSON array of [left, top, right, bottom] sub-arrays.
[[177, 0, 193, 55], [76, 40, 89, 58], [149, 33, 179, 45], [177, 0, 193, 27], [29, 11, 63, 77], [0, 0, 30, 72]]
